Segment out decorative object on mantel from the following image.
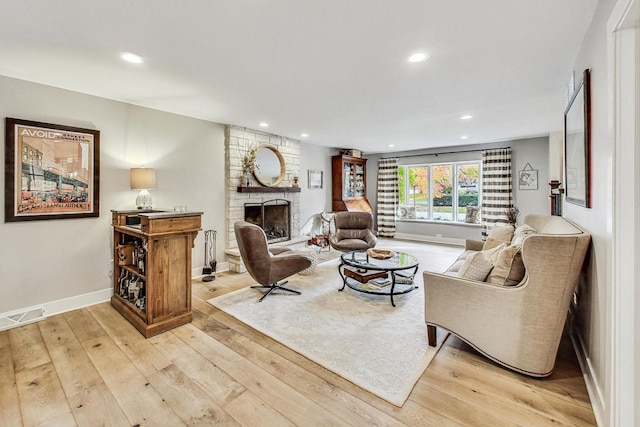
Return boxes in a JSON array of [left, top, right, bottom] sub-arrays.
[[202, 229, 217, 282], [518, 163, 538, 190], [241, 145, 258, 187], [292, 176, 299, 188], [130, 167, 157, 209]]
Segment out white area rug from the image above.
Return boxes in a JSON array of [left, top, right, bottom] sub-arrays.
[[208, 240, 462, 406]]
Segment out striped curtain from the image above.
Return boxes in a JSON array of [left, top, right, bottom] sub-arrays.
[[481, 148, 513, 239], [376, 158, 399, 237]]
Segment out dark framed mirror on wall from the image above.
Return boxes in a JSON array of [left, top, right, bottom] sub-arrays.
[[564, 69, 591, 208]]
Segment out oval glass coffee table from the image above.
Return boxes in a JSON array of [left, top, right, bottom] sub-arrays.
[[338, 250, 419, 306]]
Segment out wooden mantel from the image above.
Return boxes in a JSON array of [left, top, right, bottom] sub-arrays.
[[237, 186, 301, 193]]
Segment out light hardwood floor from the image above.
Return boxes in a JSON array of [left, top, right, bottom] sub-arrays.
[[2, 270, 596, 426]]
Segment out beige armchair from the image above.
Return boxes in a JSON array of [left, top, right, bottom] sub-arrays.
[[329, 211, 377, 252], [234, 221, 313, 302], [423, 214, 590, 377]]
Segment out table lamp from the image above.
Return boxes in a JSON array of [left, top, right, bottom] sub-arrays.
[[130, 167, 156, 209]]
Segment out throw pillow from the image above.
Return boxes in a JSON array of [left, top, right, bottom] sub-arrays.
[[483, 237, 506, 250], [512, 224, 537, 246], [486, 245, 526, 286], [483, 225, 515, 250], [465, 206, 480, 223], [457, 251, 494, 281], [482, 242, 506, 264]]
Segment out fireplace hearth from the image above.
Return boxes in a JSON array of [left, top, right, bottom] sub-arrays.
[[244, 199, 291, 243]]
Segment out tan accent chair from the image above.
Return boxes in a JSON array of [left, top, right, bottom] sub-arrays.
[[234, 221, 312, 302], [423, 214, 591, 377], [329, 211, 377, 252]]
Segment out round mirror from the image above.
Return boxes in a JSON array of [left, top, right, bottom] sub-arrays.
[[254, 144, 286, 187]]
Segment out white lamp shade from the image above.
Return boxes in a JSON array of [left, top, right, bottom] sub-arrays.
[[130, 168, 156, 190]]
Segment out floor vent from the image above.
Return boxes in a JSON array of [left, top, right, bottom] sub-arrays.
[[0, 307, 45, 331]]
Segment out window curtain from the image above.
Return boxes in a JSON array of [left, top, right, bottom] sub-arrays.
[[481, 148, 513, 239], [376, 157, 399, 237]]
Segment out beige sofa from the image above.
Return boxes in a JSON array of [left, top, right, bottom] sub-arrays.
[[423, 214, 590, 377]]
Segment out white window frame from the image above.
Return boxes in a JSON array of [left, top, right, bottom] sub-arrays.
[[397, 160, 481, 224]]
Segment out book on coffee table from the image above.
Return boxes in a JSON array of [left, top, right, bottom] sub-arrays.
[[368, 277, 392, 287]]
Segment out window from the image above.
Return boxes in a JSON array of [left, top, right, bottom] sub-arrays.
[[397, 161, 481, 223]]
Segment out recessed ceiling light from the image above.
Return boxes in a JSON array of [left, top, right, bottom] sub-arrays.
[[388, 144, 395, 148], [301, 133, 308, 138], [407, 52, 429, 63], [259, 122, 269, 127], [459, 115, 473, 120], [121, 52, 143, 64], [460, 136, 468, 140]]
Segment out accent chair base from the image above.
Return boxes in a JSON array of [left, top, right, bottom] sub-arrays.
[[250, 280, 301, 302]]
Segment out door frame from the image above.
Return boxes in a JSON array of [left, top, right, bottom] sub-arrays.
[[608, 0, 639, 425]]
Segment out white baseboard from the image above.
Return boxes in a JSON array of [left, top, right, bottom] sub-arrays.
[[0, 265, 228, 332], [570, 329, 605, 427], [393, 233, 465, 247], [0, 287, 112, 332]]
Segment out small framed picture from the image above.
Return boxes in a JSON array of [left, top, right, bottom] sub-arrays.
[[308, 170, 323, 189], [518, 163, 538, 190]]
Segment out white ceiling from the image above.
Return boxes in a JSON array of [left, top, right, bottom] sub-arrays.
[[0, 1, 598, 154]]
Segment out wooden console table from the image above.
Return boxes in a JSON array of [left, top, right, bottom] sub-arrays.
[[111, 209, 202, 338]]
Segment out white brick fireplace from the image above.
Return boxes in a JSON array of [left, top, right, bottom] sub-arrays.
[[224, 125, 305, 272]]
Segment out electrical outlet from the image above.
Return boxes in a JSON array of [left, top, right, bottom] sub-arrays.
[[436, 234, 442, 238]]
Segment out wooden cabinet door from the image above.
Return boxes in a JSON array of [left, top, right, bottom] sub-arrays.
[[147, 234, 192, 324]]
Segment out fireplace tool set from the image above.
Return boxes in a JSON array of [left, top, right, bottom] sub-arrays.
[[202, 230, 217, 282]]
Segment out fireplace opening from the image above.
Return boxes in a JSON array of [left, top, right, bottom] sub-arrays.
[[244, 199, 291, 243]]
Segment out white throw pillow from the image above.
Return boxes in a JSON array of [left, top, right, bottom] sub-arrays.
[[457, 252, 494, 281], [482, 242, 506, 264], [512, 224, 537, 246], [486, 245, 526, 286], [483, 225, 515, 250]]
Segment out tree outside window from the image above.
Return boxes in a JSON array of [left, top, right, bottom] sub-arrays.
[[396, 161, 481, 223], [433, 164, 453, 221], [457, 163, 480, 222]]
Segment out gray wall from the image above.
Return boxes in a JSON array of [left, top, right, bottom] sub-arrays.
[[299, 141, 333, 225], [0, 75, 332, 315], [0, 75, 228, 313], [365, 136, 550, 241], [562, 0, 618, 421]]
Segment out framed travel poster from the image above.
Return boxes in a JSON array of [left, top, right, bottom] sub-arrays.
[[5, 117, 100, 222]]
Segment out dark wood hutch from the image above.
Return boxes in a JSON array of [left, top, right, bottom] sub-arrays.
[[331, 154, 373, 212]]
